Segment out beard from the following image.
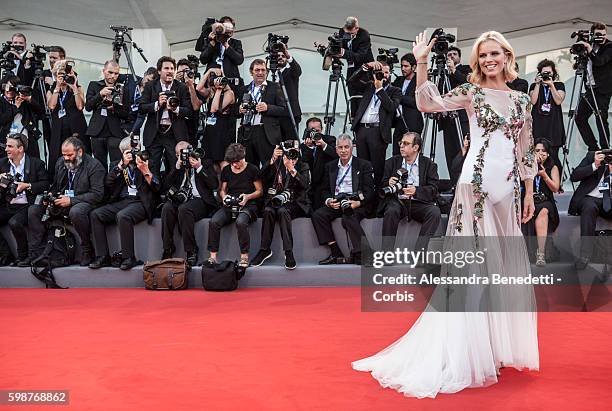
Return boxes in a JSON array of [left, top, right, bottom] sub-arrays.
[[64, 154, 83, 170]]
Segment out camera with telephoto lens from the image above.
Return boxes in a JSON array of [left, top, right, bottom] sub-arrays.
[[570, 30, 593, 57], [601, 149, 612, 164], [29, 44, 48, 74], [280, 140, 300, 160], [430, 28, 456, 56], [269, 189, 292, 208], [316, 32, 351, 71], [303, 128, 323, 142], [266, 33, 289, 72], [35, 191, 64, 222], [380, 168, 410, 196], [334, 191, 365, 215], [62, 61, 77, 85], [179, 145, 205, 168], [128, 134, 150, 163], [223, 194, 242, 219], [111, 83, 124, 105], [377, 47, 399, 67], [0, 172, 19, 201], [208, 72, 240, 88], [160, 90, 179, 109], [0, 41, 17, 71], [166, 185, 192, 205], [540, 72, 552, 81]]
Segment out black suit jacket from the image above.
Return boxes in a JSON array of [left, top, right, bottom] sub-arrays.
[[260, 159, 311, 215], [0, 98, 43, 148], [162, 159, 219, 210], [0, 155, 49, 204], [279, 58, 302, 118], [569, 151, 608, 215], [139, 80, 191, 146], [300, 135, 338, 185], [379, 154, 439, 214], [391, 75, 424, 133], [241, 81, 289, 146], [591, 40, 612, 94], [350, 74, 401, 144], [339, 28, 374, 81], [51, 153, 106, 206], [199, 38, 244, 80], [85, 80, 130, 138], [448, 64, 472, 88], [106, 161, 161, 223], [15, 54, 35, 87], [321, 156, 375, 207]]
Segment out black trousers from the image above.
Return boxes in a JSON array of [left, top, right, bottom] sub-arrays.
[[241, 125, 275, 168], [28, 202, 94, 257], [0, 203, 29, 258], [148, 132, 183, 177], [260, 203, 305, 251], [381, 199, 441, 252], [208, 204, 257, 254], [311, 206, 370, 255], [90, 198, 147, 258], [161, 198, 210, 254], [577, 196, 612, 257], [355, 125, 387, 188], [91, 135, 122, 172], [309, 183, 326, 211], [441, 115, 469, 183], [576, 87, 612, 151]]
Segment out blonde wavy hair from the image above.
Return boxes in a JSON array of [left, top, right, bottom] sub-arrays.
[[51, 59, 68, 76], [468, 31, 517, 85]]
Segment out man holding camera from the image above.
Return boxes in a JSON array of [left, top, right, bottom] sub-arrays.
[[176, 58, 204, 147], [120, 67, 157, 136], [276, 43, 302, 140], [7, 33, 35, 88], [27, 136, 105, 266], [569, 149, 612, 268], [239, 59, 289, 167], [576, 22, 612, 151], [312, 134, 374, 265], [139, 56, 192, 177], [0, 133, 49, 266], [85, 60, 130, 172], [349, 60, 401, 188], [161, 141, 218, 266], [300, 117, 338, 210], [198, 16, 244, 91], [0, 75, 43, 159], [250, 141, 311, 269], [392, 53, 424, 155], [380, 132, 441, 253], [89, 136, 159, 270]]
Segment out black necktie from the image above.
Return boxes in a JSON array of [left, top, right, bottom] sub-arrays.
[[603, 170, 611, 213]]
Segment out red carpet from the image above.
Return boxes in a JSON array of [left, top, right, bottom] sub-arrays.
[[0, 288, 610, 411]]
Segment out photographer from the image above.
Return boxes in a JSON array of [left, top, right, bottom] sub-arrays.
[[380, 132, 441, 253], [250, 141, 311, 270], [529, 59, 566, 167], [0, 75, 44, 159], [6, 33, 35, 87], [46, 59, 88, 178], [196, 68, 236, 171], [311, 134, 375, 265], [89, 136, 160, 270], [198, 16, 244, 91], [176, 58, 204, 147], [121, 67, 157, 136], [521, 139, 560, 267], [161, 141, 218, 266], [0, 133, 49, 266], [300, 117, 337, 209], [576, 22, 612, 151], [27, 136, 105, 266], [139, 56, 192, 177], [392, 53, 424, 155], [207, 143, 262, 268], [85, 60, 130, 172], [349, 60, 401, 187], [276, 43, 302, 140], [238, 59, 289, 167]]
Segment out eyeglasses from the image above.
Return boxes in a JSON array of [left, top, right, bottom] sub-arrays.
[[398, 141, 413, 146]]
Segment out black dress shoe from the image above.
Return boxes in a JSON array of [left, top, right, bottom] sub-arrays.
[[80, 252, 94, 267], [186, 250, 199, 267], [284, 250, 297, 270], [250, 249, 273, 267], [89, 255, 112, 270], [319, 254, 342, 265], [120, 257, 140, 271]]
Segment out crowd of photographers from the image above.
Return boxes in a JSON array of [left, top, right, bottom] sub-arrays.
[[0, 18, 611, 271]]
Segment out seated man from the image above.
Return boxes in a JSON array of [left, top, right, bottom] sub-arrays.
[[311, 134, 375, 265], [380, 132, 441, 253], [27, 136, 105, 266], [161, 141, 219, 266], [569, 150, 612, 268], [89, 136, 160, 270], [0, 133, 49, 266], [250, 141, 311, 270]]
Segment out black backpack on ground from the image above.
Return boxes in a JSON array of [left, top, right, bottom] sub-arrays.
[[30, 223, 76, 289]]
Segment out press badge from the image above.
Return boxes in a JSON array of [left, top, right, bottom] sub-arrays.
[[599, 181, 609, 192], [58, 108, 66, 118], [128, 186, 137, 196], [64, 189, 75, 197], [131, 103, 139, 112], [100, 108, 108, 117], [206, 115, 217, 126], [541, 103, 551, 113]]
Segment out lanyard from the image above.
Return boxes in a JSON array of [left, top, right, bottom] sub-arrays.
[[133, 86, 141, 105], [534, 176, 542, 193], [10, 162, 22, 179], [250, 83, 262, 103], [67, 170, 76, 191], [125, 166, 136, 187], [542, 85, 551, 104], [336, 164, 352, 191], [59, 89, 68, 111]]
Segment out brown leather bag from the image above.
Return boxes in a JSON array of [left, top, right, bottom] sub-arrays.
[[143, 258, 189, 290]]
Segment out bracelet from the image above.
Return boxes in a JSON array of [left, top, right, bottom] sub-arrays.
[[417, 62, 428, 65]]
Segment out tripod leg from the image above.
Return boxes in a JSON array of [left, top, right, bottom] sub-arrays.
[[340, 75, 351, 134], [277, 74, 299, 140], [323, 77, 335, 136]]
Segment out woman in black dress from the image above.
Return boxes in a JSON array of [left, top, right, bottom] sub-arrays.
[[46, 60, 88, 176], [521, 139, 561, 266], [197, 68, 236, 173], [529, 59, 566, 170]]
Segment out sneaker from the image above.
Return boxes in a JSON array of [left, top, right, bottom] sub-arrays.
[[284, 250, 296, 270], [250, 249, 273, 267]]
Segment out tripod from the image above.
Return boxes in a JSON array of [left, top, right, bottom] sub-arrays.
[[561, 55, 610, 187], [110, 26, 148, 83], [269, 61, 299, 140], [421, 54, 464, 164], [323, 58, 351, 137], [32, 68, 52, 165]]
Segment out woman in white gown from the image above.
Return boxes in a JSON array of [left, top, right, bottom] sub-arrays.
[[352, 31, 540, 398]]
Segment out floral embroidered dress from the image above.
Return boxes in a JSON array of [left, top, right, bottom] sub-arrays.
[[351, 81, 539, 399]]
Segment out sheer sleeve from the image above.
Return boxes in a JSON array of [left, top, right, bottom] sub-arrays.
[[415, 80, 473, 113], [517, 105, 537, 181]]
